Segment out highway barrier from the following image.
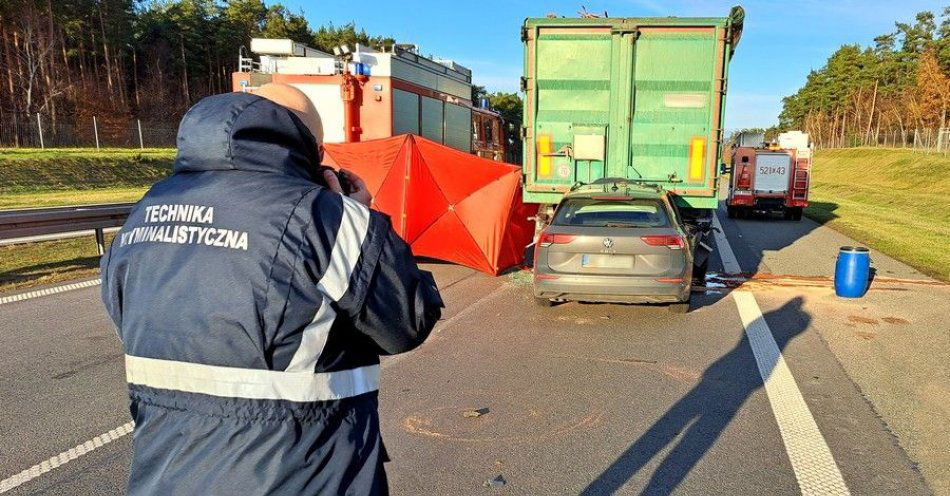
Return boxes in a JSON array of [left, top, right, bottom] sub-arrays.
[[0, 204, 133, 254]]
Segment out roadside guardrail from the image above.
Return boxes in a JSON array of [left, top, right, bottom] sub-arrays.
[[0, 204, 133, 254]]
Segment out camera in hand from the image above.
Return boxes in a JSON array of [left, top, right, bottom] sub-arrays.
[[317, 165, 353, 196]]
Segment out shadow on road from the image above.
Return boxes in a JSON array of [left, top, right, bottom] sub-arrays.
[[718, 201, 839, 277], [801, 201, 840, 225], [0, 254, 100, 288], [580, 296, 810, 496]]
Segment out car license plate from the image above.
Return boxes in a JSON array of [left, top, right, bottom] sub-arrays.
[[581, 254, 633, 269]]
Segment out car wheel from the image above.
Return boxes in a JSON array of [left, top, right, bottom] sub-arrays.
[[535, 297, 554, 308]]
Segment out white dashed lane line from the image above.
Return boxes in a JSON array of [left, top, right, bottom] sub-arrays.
[[0, 279, 101, 306], [712, 212, 850, 495], [0, 422, 134, 494]]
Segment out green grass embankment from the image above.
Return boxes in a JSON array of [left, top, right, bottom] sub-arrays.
[[0, 148, 175, 292], [806, 148, 949, 281], [0, 148, 176, 209]]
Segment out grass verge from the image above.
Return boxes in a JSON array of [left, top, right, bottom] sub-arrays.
[[0, 148, 171, 291], [0, 147, 174, 209], [1, 187, 149, 209], [805, 147, 949, 281], [0, 234, 115, 293]]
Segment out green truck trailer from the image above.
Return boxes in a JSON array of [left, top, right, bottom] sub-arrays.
[[521, 7, 744, 217]]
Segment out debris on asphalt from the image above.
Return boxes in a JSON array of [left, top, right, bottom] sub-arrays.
[[882, 316, 909, 325], [484, 474, 506, 488], [848, 315, 879, 325], [462, 407, 490, 418], [507, 269, 533, 286]]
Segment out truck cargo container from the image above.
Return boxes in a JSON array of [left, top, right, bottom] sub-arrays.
[[726, 131, 811, 220], [525, 7, 744, 307], [521, 7, 744, 215]]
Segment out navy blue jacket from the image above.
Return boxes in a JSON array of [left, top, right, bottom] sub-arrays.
[[100, 92, 442, 495]]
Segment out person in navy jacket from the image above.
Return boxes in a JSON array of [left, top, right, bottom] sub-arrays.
[[100, 84, 443, 495]]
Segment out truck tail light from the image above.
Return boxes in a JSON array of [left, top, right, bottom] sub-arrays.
[[537, 134, 553, 178], [737, 166, 752, 189], [688, 137, 706, 182], [538, 231, 575, 247], [642, 235, 685, 249]]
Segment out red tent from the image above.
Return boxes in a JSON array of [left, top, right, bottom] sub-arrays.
[[323, 135, 535, 275]]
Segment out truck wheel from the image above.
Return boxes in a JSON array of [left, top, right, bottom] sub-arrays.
[[783, 208, 794, 220], [727, 206, 737, 218], [792, 208, 803, 221]]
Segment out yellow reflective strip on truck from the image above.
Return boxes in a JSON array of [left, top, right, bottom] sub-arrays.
[[537, 134, 553, 178], [689, 137, 706, 182]]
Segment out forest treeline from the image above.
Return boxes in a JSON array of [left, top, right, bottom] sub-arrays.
[[0, 0, 395, 126], [779, 8, 950, 147]]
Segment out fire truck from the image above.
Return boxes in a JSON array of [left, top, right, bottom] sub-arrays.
[[232, 38, 507, 161], [726, 131, 811, 220]]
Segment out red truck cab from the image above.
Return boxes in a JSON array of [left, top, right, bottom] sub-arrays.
[[727, 131, 811, 220]]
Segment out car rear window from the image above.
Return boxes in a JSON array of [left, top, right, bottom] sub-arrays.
[[552, 199, 670, 227]]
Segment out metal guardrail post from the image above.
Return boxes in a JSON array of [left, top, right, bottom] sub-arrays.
[[95, 228, 105, 255]]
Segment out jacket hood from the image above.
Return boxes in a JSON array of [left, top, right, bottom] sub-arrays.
[[173, 92, 320, 181]]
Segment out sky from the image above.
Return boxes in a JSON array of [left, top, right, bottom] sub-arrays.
[[283, 0, 947, 132]]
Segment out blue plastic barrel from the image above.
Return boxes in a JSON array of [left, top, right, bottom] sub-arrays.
[[835, 246, 871, 298]]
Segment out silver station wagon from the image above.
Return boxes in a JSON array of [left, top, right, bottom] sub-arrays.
[[533, 181, 700, 312]]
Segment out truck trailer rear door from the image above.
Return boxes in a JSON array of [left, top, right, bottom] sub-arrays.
[[630, 26, 723, 208]]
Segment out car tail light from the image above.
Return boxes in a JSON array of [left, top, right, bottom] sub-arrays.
[[642, 235, 685, 249], [538, 231, 575, 247]]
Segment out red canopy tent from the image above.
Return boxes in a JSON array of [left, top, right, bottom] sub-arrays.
[[323, 135, 535, 275]]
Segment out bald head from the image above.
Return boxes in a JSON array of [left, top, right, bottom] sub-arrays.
[[255, 83, 323, 144]]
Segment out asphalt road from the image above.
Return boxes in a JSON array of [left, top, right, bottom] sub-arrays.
[[0, 207, 944, 495]]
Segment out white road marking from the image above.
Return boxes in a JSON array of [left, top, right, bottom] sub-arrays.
[[382, 283, 511, 370], [713, 210, 850, 495], [0, 422, 134, 494], [431, 283, 511, 335], [0, 279, 101, 306], [711, 213, 741, 273]]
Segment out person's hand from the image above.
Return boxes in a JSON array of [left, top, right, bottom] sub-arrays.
[[322, 169, 372, 208]]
